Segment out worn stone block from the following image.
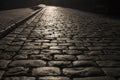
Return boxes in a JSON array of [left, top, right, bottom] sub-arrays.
[[54, 55, 76, 60], [48, 61, 72, 67], [5, 77, 35, 80], [32, 67, 61, 76], [63, 67, 104, 77], [103, 68, 120, 77], [73, 77, 116, 80], [39, 76, 70, 80], [9, 60, 46, 67]]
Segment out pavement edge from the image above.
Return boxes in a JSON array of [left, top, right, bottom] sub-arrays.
[[0, 8, 43, 39]]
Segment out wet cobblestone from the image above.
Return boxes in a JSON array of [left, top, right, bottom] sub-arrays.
[[0, 6, 120, 80]]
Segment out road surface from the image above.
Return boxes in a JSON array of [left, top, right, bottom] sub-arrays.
[[0, 4, 120, 80]]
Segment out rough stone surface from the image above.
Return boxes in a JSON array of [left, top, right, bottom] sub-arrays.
[[85, 51, 104, 56], [32, 67, 61, 76], [77, 55, 100, 60], [0, 71, 4, 79], [73, 61, 97, 67], [63, 67, 104, 77], [9, 60, 46, 67], [0, 4, 120, 80], [0, 51, 16, 60], [4, 77, 35, 80], [100, 55, 120, 60], [48, 61, 72, 67], [102, 68, 120, 77], [0, 60, 10, 68], [30, 54, 53, 60], [39, 76, 70, 80], [6, 67, 29, 76], [54, 55, 77, 60], [73, 77, 116, 80], [97, 61, 120, 67]]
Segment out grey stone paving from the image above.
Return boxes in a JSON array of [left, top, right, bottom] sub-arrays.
[[0, 6, 120, 80]]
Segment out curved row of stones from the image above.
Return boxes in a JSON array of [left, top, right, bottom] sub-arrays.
[[0, 6, 120, 80]]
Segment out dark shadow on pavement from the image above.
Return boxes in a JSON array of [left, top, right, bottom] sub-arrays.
[[0, 0, 42, 11], [0, 0, 120, 19], [42, 0, 120, 17]]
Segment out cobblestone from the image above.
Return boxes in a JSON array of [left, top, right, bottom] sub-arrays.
[[104, 50, 120, 55], [0, 5, 120, 80], [63, 67, 104, 77], [9, 60, 46, 67], [100, 55, 120, 60], [0, 45, 8, 50], [102, 68, 120, 77], [39, 76, 70, 80], [50, 46, 68, 50], [5, 67, 29, 76], [13, 50, 39, 60], [0, 51, 16, 60], [85, 51, 104, 56], [73, 61, 97, 67], [97, 61, 120, 67], [0, 71, 4, 79], [5, 46, 22, 52], [32, 67, 61, 76], [48, 61, 72, 67], [63, 50, 83, 55], [77, 55, 100, 60], [4, 77, 35, 80], [29, 54, 53, 60], [54, 55, 77, 61], [73, 77, 116, 80], [41, 49, 61, 55], [0, 60, 10, 68]]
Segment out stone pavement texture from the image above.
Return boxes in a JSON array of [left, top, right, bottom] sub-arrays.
[[0, 6, 120, 80]]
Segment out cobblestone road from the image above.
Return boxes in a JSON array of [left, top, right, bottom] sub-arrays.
[[0, 6, 120, 80]]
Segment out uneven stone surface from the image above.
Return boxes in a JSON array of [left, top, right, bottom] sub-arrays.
[[0, 60, 10, 68], [32, 67, 61, 76], [4, 77, 35, 80], [73, 77, 116, 80], [0, 71, 4, 79], [54, 55, 77, 60], [5, 67, 29, 76], [0, 5, 120, 80], [39, 76, 70, 80], [97, 61, 120, 67], [48, 61, 72, 67], [9, 60, 46, 67], [102, 68, 120, 77], [63, 67, 104, 77], [73, 61, 97, 67]]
